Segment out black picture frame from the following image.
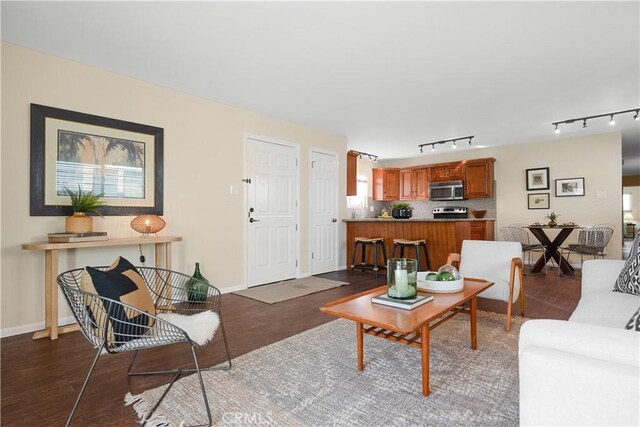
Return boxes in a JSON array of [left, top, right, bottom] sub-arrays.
[[526, 167, 550, 191], [528, 193, 550, 209], [555, 177, 585, 197], [30, 104, 164, 216]]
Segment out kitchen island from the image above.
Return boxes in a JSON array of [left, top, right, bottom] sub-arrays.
[[344, 218, 495, 271]]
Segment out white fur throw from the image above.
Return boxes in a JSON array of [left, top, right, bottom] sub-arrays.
[[158, 311, 220, 346]]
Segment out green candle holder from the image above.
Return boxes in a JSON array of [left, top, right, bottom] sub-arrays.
[[387, 258, 418, 299]]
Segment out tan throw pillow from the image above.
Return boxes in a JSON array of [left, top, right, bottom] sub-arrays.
[[81, 257, 155, 346]]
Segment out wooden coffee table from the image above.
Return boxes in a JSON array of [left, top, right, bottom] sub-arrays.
[[320, 278, 494, 396]]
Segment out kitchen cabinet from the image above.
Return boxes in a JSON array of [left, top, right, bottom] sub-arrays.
[[373, 168, 400, 201], [464, 158, 495, 198], [455, 221, 494, 247], [430, 162, 464, 182], [400, 167, 429, 200], [346, 151, 358, 196]]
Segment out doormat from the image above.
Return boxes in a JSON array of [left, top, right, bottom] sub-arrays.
[[232, 277, 348, 304]]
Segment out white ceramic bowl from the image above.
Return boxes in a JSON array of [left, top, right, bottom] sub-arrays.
[[416, 272, 464, 293]]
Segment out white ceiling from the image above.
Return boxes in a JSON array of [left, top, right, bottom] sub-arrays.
[[2, 1, 639, 174]]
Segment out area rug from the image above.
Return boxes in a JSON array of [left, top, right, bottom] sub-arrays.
[[125, 311, 524, 426], [232, 277, 348, 304]]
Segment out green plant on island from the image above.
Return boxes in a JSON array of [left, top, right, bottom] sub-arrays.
[[390, 202, 414, 211], [63, 185, 106, 217]]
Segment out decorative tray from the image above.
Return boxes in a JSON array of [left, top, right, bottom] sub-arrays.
[[416, 272, 464, 293]]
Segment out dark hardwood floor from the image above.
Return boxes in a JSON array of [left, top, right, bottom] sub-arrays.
[[1, 268, 581, 426]]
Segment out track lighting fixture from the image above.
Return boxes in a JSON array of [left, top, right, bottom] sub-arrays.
[[349, 150, 378, 163], [418, 136, 474, 153], [552, 108, 639, 133]]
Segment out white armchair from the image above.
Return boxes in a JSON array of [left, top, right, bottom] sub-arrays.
[[519, 259, 640, 426], [447, 240, 524, 331]]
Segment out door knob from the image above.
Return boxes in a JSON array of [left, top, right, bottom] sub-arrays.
[[332, 218, 337, 222], [249, 218, 260, 223]]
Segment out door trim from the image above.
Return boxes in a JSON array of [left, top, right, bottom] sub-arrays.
[[308, 147, 340, 275], [243, 133, 301, 288]]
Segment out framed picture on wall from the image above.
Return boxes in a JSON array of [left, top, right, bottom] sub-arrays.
[[30, 104, 164, 216], [555, 177, 585, 197], [526, 167, 550, 191], [528, 193, 550, 209]]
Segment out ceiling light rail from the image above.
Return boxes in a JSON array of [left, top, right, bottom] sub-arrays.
[[552, 108, 640, 134], [418, 136, 474, 153], [350, 150, 378, 163]]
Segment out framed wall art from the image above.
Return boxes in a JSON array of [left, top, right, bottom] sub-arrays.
[[30, 104, 164, 216], [528, 193, 550, 210], [555, 177, 585, 197], [526, 167, 550, 191]]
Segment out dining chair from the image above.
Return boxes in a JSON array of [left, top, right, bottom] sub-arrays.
[[447, 240, 524, 331], [559, 226, 614, 274], [58, 262, 232, 426], [501, 226, 548, 273]]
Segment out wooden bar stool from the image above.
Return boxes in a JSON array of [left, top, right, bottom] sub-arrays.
[[351, 237, 387, 278], [392, 238, 431, 271]]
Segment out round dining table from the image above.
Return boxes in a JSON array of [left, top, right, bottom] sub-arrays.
[[525, 225, 583, 275]]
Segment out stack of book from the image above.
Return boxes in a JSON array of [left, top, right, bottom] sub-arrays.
[[48, 232, 108, 243], [372, 292, 434, 310]]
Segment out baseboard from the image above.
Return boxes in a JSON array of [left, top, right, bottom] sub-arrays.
[[338, 264, 348, 271], [1, 316, 76, 338], [219, 284, 248, 294], [297, 272, 311, 279]]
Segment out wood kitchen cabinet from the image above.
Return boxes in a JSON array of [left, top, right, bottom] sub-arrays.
[[464, 158, 495, 198], [400, 167, 429, 200], [430, 162, 464, 182], [346, 151, 358, 196], [455, 221, 495, 249], [373, 168, 400, 201]]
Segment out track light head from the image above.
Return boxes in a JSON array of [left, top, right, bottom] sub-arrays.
[[609, 115, 615, 125], [420, 146, 423, 153], [582, 119, 587, 128], [374, 157, 378, 163], [635, 110, 639, 121], [554, 124, 560, 134], [431, 144, 435, 152], [468, 138, 472, 146], [452, 141, 457, 149]]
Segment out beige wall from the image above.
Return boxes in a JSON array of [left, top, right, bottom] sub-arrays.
[[382, 132, 623, 258], [1, 43, 347, 335]]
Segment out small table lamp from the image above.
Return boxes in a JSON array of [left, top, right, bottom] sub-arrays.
[[130, 215, 166, 237]]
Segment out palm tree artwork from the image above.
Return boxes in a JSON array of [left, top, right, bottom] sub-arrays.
[[57, 130, 145, 198]]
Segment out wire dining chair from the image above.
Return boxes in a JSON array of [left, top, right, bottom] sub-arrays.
[[58, 266, 232, 426], [501, 226, 548, 273], [559, 226, 614, 273]]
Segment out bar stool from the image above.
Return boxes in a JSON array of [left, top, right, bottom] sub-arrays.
[[392, 238, 431, 271], [351, 237, 387, 278]]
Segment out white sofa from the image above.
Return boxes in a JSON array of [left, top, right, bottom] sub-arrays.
[[519, 259, 640, 426]]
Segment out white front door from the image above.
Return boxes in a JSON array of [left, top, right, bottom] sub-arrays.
[[246, 137, 298, 287], [310, 150, 338, 274]]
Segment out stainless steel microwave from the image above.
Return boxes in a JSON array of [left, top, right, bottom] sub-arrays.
[[429, 180, 465, 201]]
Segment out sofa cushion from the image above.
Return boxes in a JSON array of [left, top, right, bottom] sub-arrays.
[[569, 291, 640, 329], [614, 232, 640, 295], [626, 308, 640, 331]]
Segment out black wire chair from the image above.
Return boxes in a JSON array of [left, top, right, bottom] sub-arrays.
[[559, 226, 615, 274], [58, 266, 232, 427]]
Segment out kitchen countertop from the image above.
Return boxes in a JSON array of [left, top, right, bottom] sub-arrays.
[[343, 218, 496, 222]]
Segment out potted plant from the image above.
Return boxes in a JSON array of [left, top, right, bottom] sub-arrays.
[[64, 185, 106, 233], [545, 212, 560, 227], [390, 202, 414, 219]]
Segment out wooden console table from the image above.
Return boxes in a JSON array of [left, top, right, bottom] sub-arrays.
[[21, 236, 182, 340]]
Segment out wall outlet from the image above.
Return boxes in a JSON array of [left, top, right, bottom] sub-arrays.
[[595, 191, 607, 199], [229, 184, 240, 195]]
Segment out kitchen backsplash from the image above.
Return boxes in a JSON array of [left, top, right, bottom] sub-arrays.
[[347, 197, 496, 219]]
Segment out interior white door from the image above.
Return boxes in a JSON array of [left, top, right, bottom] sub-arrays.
[[246, 138, 298, 287], [310, 151, 338, 274]]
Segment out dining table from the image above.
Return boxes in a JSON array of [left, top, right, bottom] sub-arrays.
[[525, 224, 582, 275]]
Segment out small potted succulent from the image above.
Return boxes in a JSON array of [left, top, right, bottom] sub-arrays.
[[390, 202, 414, 219], [64, 185, 106, 233], [545, 212, 560, 227]]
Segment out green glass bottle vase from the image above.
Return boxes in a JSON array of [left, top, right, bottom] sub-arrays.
[[187, 262, 209, 302]]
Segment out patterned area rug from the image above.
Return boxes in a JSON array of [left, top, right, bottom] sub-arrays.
[[232, 277, 348, 304], [126, 311, 524, 426]]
